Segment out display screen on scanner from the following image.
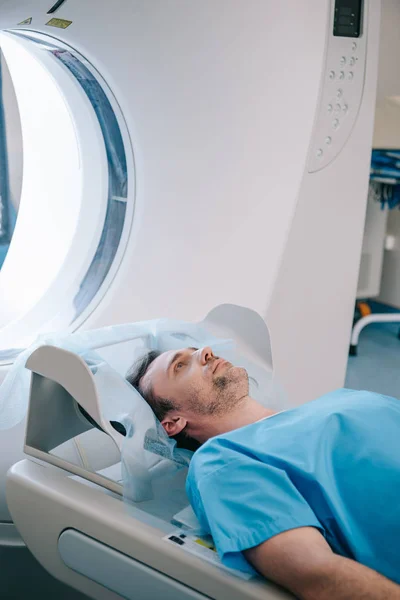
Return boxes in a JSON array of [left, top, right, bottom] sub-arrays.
[[333, 0, 362, 38]]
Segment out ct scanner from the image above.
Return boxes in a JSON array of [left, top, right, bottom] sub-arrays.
[[0, 0, 382, 598]]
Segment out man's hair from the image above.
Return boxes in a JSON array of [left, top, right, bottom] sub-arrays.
[[125, 350, 176, 421], [125, 350, 201, 452]]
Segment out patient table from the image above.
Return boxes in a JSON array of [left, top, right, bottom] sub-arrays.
[[6, 307, 293, 599]]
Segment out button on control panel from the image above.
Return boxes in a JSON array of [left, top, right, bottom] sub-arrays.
[[308, 2, 368, 171]]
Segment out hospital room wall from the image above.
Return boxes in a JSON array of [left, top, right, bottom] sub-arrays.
[[373, 0, 400, 149], [374, 0, 400, 309]]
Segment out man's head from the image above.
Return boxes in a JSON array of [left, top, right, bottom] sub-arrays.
[[126, 347, 249, 442]]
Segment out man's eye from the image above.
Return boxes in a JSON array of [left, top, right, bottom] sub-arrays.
[[176, 362, 184, 370]]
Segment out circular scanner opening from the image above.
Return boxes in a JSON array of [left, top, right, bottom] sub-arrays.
[[0, 30, 134, 364]]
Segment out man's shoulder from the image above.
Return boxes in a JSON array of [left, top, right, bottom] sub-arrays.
[[189, 435, 232, 466], [187, 388, 386, 485], [187, 434, 244, 484]]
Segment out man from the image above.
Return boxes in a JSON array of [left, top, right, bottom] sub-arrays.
[[126, 346, 400, 599]]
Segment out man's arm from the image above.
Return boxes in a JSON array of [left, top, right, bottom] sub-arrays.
[[244, 527, 400, 600]]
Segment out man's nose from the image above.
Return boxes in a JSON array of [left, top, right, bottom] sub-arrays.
[[199, 347, 214, 365]]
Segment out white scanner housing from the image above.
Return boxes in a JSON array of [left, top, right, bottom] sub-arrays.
[[0, 0, 382, 597]]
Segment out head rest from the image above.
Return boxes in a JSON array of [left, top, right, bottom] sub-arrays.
[[0, 304, 287, 502]]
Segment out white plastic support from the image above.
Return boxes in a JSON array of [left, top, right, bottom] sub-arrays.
[[24, 345, 124, 495]]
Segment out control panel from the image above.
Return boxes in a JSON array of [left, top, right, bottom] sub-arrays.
[[308, 0, 367, 173]]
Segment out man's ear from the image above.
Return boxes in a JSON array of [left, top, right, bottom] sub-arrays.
[[161, 415, 187, 437]]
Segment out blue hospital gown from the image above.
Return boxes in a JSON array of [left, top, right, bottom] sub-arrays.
[[185, 389, 400, 581]]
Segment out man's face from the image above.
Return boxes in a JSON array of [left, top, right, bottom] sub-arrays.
[[140, 347, 249, 434]]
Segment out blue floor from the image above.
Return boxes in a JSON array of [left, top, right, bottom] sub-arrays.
[[345, 305, 400, 400]]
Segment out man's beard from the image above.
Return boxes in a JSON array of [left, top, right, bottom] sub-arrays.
[[189, 366, 249, 417]]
